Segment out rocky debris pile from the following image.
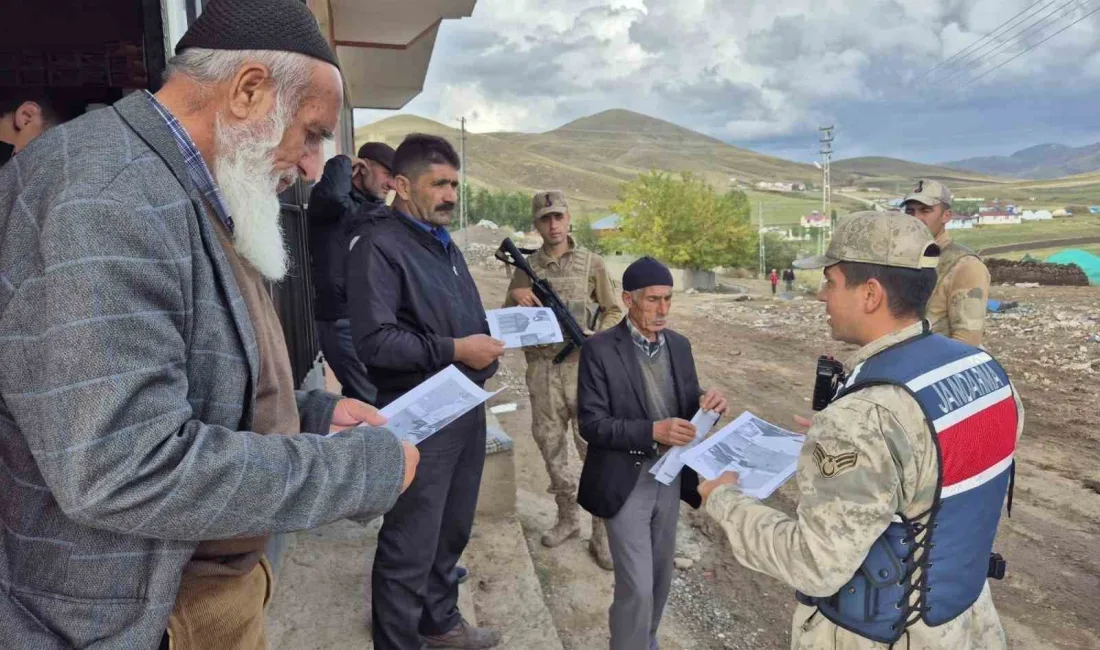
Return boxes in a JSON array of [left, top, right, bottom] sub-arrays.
[[988, 302, 1100, 379], [695, 296, 831, 341], [986, 258, 1089, 286], [451, 224, 514, 248], [465, 242, 506, 269], [694, 286, 1100, 387]]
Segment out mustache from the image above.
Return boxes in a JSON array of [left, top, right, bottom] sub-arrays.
[[435, 202, 456, 213]]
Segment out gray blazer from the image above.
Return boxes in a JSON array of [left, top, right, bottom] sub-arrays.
[[0, 92, 405, 648]]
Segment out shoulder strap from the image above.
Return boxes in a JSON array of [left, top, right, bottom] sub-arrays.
[[937, 240, 979, 277]]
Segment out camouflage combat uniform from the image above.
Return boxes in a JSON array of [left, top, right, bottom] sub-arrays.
[[926, 233, 990, 347], [503, 211, 624, 552], [904, 179, 991, 347], [706, 321, 1024, 648], [709, 211, 1025, 649], [504, 227, 622, 549]]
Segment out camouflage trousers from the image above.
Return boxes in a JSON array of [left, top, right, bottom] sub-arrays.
[[525, 356, 587, 498], [790, 581, 1006, 649]]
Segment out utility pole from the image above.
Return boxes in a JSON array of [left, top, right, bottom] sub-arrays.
[[819, 125, 834, 255], [458, 116, 469, 252]]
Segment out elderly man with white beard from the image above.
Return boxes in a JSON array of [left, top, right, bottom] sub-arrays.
[[0, 0, 419, 649]]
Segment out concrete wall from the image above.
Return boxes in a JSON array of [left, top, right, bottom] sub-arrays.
[[603, 259, 717, 292]]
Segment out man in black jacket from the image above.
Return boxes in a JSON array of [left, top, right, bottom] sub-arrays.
[[577, 256, 727, 650], [308, 141, 394, 404], [0, 93, 81, 166], [346, 133, 505, 649]]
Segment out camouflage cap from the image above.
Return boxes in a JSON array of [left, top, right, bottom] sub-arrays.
[[532, 190, 569, 220], [793, 211, 940, 270], [903, 179, 953, 207]]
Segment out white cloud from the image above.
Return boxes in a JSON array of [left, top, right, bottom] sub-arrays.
[[354, 0, 1100, 160]]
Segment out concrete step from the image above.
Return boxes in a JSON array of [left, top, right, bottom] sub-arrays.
[[265, 411, 559, 648], [462, 517, 564, 650], [468, 412, 564, 649], [265, 519, 477, 649]]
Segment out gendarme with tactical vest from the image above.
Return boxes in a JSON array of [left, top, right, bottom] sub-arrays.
[[799, 328, 1019, 644]]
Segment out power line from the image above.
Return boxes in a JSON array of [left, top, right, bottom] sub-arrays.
[[930, 0, 1076, 84], [910, 0, 1055, 84], [937, 0, 1090, 86], [961, 2, 1100, 88]]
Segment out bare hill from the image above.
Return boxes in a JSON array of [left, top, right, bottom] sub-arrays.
[[354, 110, 820, 217]]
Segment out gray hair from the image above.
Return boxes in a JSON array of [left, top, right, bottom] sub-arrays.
[[165, 48, 314, 111]]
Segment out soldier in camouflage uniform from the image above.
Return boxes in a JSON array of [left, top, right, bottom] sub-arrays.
[[699, 211, 1024, 649], [504, 190, 623, 569], [904, 180, 991, 346]]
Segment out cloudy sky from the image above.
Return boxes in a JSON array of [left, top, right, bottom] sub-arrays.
[[353, 0, 1100, 164]]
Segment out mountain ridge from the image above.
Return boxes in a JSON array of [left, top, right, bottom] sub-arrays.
[[352, 109, 1098, 215], [945, 142, 1100, 180]]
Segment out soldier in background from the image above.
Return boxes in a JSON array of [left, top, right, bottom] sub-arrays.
[[699, 212, 1024, 649], [903, 179, 990, 346], [504, 190, 623, 569]]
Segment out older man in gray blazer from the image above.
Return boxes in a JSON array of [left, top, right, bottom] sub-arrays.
[[0, 0, 418, 648]]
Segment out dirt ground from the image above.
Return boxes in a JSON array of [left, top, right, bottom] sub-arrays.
[[470, 266, 1100, 650]]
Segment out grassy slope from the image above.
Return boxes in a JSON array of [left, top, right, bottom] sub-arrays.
[[356, 111, 827, 219], [352, 112, 1098, 241], [950, 216, 1100, 250]]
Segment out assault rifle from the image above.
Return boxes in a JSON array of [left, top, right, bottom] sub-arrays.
[[495, 237, 589, 364]]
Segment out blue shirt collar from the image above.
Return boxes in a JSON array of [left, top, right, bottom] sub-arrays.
[[146, 91, 235, 234], [399, 211, 451, 248]]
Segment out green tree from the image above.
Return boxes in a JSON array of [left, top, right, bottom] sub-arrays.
[[761, 233, 799, 272], [462, 185, 534, 231], [573, 216, 605, 254], [614, 172, 755, 270]]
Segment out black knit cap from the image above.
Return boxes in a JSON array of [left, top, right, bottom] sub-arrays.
[[175, 0, 340, 69], [623, 256, 674, 291]]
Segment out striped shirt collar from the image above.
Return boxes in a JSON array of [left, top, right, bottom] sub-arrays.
[[146, 91, 235, 234], [627, 317, 665, 358]]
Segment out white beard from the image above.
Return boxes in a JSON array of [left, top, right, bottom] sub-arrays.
[[212, 107, 297, 281]]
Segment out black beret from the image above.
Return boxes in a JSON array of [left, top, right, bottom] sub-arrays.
[[175, 0, 339, 69]]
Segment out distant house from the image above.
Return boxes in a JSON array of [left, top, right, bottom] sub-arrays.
[[978, 211, 1021, 226], [947, 216, 979, 230], [761, 225, 809, 241], [590, 214, 622, 238], [755, 181, 798, 192], [801, 211, 830, 229], [1021, 210, 1053, 221], [1089, 206, 1100, 215]]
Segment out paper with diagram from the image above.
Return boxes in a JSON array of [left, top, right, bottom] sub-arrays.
[[486, 307, 564, 349], [649, 409, 721, 485], [377, 365, 499, 445], [681, 411, 805, 499]]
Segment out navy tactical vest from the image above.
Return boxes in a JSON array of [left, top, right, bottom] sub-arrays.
[[798, 330, 1018, 644]]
